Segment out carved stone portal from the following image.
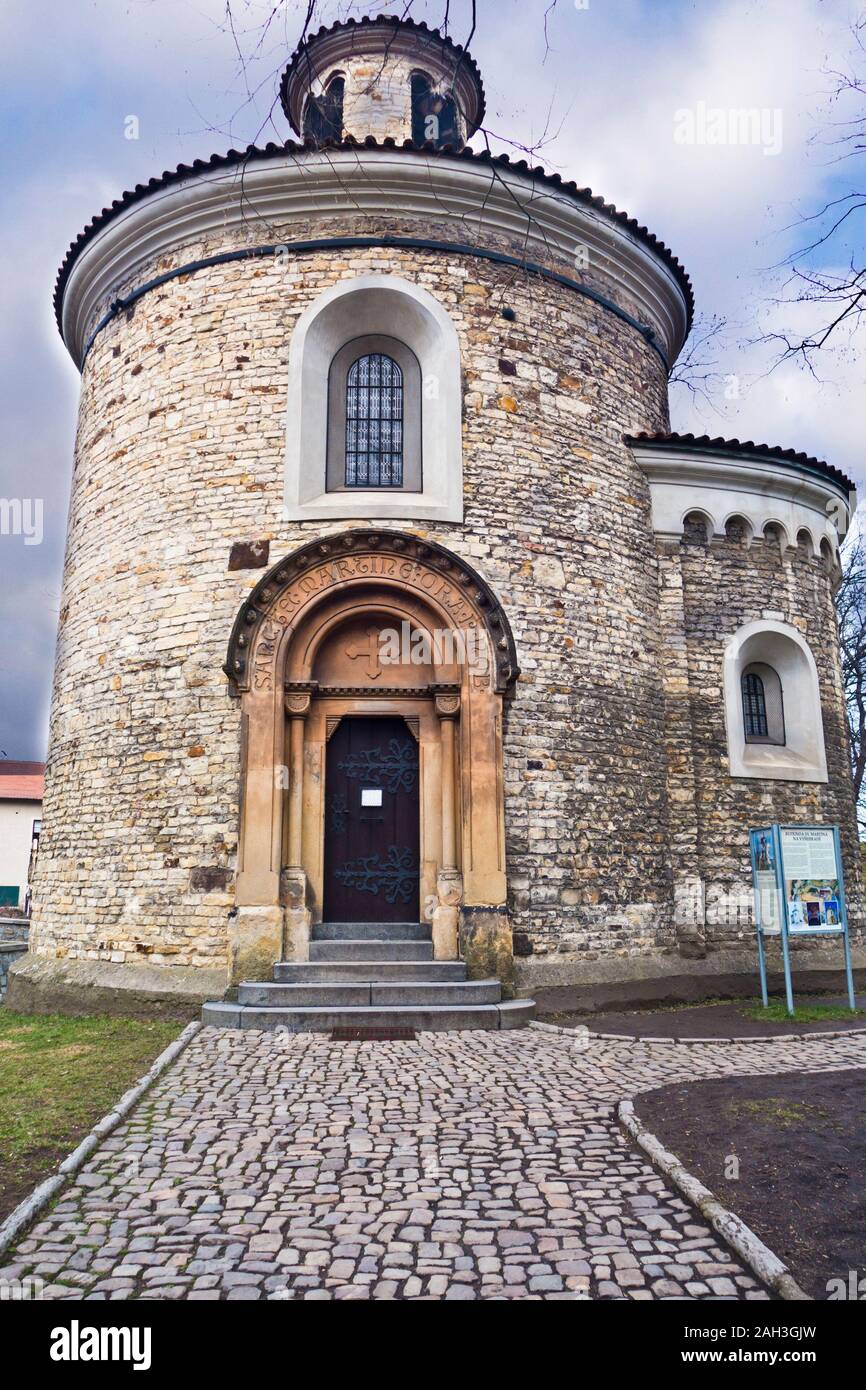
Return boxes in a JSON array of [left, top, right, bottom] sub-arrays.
[[226, 529, 518, 985]]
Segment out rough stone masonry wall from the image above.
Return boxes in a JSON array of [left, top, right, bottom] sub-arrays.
[[296, 43, 470, 143], [672, 524, 863, 955], [31, 205, 673, 979], [0, 941, 28, 1001], [338, 54, 437, 143]]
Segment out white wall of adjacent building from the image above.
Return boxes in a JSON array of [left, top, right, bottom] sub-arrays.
[[0, 800, 41, 908]]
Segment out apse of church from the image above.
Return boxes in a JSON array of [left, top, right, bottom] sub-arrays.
[[11, 15, 859, 1021]]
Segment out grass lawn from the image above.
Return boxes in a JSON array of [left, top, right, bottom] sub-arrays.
[[741, 999, 866, 1023], [545, 991, 866, 1038], [636, 1068, 866, 1298], [0, 1010, 182, 1225]]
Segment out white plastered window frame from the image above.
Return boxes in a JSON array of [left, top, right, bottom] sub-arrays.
[[284, 274, 464, 522], [722, 619, 828, 783]]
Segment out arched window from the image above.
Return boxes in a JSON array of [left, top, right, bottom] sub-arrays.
[[345, 352, 404, 488], [285, 276, 463, 522], [325, 333, 422, 495], [741, 671, 768, 740], [740, 663, 785, 745], [303, 75, 344, 143], [723, 623, 824, 780], [411, 72, 459, 147]]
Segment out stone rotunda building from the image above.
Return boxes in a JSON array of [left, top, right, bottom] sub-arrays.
[[11, 15, 861, 1027]]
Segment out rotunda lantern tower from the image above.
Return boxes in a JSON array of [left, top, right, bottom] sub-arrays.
[[279, 14, 485, 148]]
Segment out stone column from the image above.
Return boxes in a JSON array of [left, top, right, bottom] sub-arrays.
[[230, 686, 285, 986], [281, 685, 315, 962], [432, 689, 462, 960], [286, 699, 307, 870], [439, 706, 458, 871]]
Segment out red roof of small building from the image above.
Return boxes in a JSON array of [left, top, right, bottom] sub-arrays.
[[0, 761, 45, 802]]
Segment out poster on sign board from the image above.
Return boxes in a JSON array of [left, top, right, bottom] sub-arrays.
[[779, 827, 842, 933], [749, 828, 781, 931]]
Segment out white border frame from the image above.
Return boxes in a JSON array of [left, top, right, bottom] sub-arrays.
[[723, 619, 828, 783], [283, 274, 463, 522]]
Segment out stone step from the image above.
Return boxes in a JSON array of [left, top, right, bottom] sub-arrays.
[[312, 921, 430, 941], [202, 999, 535, 1033], [237, 979, 501, 1008], [274, 960, 467, 983], [309, 939, 434, 962]]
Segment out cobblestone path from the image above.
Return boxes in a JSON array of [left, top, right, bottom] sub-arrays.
[[4, 1024, 866, 1300]]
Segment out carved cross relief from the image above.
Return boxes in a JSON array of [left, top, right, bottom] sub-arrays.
[[345, 625, 383, 681]]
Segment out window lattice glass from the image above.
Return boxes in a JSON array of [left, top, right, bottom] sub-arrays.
[[742, 672, 769, 739], [345, 353, 404, 487]]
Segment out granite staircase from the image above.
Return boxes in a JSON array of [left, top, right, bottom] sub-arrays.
[[203, 921, 535, 1032]]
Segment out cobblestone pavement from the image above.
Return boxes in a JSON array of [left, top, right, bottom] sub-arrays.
[[4, 1024, 866, 1301]]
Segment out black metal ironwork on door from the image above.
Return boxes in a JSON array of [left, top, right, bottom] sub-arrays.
[[323, 717, 420, 923]]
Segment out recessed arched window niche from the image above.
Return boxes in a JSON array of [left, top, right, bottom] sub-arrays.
[[302, 72, 345, 143], [284, 275, 463, 522], [410, 70, 460, 147], [723, 619, 827, 782]]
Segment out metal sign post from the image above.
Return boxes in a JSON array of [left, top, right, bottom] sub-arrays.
[[749, 823, 856, 1017]]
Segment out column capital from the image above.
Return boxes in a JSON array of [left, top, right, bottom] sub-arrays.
[[284, 681, 317, 718], [432, 684, 460, 719]]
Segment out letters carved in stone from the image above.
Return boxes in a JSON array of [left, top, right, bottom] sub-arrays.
[[270, 555, 478, 631], [252, 620, 281, 692], [230, 531, 519, 695]]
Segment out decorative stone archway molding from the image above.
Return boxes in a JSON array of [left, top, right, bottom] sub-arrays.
[[225, 529, 519, 986]]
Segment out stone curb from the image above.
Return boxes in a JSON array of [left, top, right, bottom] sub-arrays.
[[529, 1018, 866, 1045], [617, 1099, 810, 1301], [0, 1020, 202, 1260]]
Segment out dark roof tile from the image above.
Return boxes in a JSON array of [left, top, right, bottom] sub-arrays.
[[279, 13, 486, 132], [54, 138, 694, 336], [626, 430, 856, 495]]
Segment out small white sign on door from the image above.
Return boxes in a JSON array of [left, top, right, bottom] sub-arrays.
[[361, 788, 383, 807]]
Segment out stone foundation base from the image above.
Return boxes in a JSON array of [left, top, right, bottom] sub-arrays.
[[460, 907, 514, 993], [281, 868, 311, 964], [229, 906, 285, 984], [0, 940, 28, 1002], [6, 954, 226, 1021], [516, 944, 866, 1014]]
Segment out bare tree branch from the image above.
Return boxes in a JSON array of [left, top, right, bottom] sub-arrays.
[[757, 8, 866, 369], [668, 314, 730, 411]]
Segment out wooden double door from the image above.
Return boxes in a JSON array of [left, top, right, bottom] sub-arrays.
[[322, 716, 420, 924]]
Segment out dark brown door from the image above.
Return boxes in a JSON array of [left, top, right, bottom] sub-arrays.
[[323, 717, 420, 924]]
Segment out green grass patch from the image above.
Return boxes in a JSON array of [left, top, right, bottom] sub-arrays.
[[727, 1097, 829, 1129], [740, 999, 866, 1024], [0, 1010, 182, 1222]]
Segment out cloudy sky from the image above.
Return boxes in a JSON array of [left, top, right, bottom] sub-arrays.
[[1, 0, 863, 760]]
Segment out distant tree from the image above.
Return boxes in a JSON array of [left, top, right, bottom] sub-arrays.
[[761, 11, 866, 371], [836, 532, 866, 830]]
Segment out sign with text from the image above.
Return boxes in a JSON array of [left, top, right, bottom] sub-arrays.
[[749, 823, 854, 1015], [779, 827, 842, 932]]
